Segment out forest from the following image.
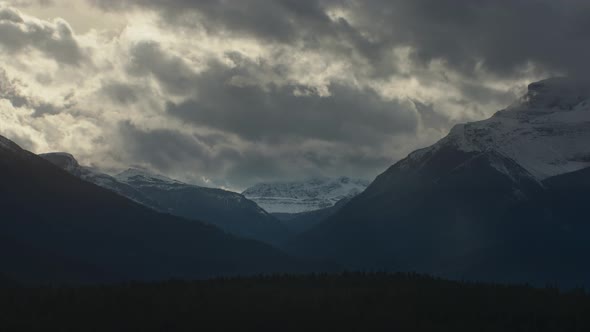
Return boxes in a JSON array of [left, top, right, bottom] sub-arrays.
[[1, 272, 589, 332]]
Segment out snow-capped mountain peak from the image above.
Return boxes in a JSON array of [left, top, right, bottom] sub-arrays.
[[243, 176, 370, 213], [405, 77, 590, 180], [115, 168, 183, 187]]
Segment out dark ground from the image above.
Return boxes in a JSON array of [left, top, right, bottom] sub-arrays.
[[1, 272, 588, 332]]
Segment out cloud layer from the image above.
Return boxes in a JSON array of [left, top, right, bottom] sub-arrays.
[[2, 1, 586, 189]]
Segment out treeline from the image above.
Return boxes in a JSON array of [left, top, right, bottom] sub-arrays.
[[0, 272, 589, 332]]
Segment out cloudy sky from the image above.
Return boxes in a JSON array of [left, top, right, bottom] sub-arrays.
[[0, 0, 586, 190]]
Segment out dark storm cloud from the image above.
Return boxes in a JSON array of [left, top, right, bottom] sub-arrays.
[[351, 0, 590, 77], [117, 119, 391, 188], [30, 102, 62, 117], [118, 120, 211, 171], [91, 0, 335, 43], [123, 41, 419, 145], [90, 0, 590, 78], [0, 7, 85, 65], [164, 60, 419, 145], [117, 120, 286, 186], [166, 82, 418, 145], [100, 81, 140, 105], [127, 41, 198, 96], [221, 144, 391, 188]]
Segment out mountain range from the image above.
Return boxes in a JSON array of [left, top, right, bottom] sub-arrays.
[[2, 77, 590, 287], [0, 137, 328, 284], [40, 153, 289, 246], [287, 77, 590, 286], [242, 176, 370, 214]]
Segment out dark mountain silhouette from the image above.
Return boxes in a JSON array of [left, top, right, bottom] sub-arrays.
[[287, 78, 590, 286], [40, 153, 290, 246], [0, 136, 328, 285]]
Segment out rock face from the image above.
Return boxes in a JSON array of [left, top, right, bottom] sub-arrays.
[[243, 177, 370, 214], [287, 78, 590, 287], [40, 156, 289, 246], [0, 136, 324, 285]]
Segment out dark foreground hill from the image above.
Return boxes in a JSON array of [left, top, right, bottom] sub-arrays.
[[1, 273, 589, 332], [0, 135, 328, 284]]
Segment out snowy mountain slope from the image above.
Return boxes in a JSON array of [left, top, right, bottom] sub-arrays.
[[41, 155, 290, 245], [40, 153, 163, 209], [407, 77, 590, 180], [242, 177, 370, 213], [113, 168, 265, 216], [115, 168, 184, 188]]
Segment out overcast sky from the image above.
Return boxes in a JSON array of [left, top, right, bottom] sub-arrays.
[[1, 0, 587, 190]]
